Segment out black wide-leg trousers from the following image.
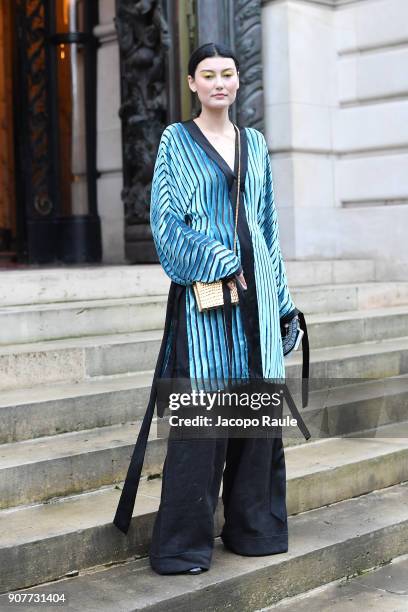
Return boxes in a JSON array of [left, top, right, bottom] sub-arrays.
[[149, 430, 288, 574]]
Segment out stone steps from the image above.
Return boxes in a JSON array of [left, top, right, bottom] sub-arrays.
[[0, 331, 161, 391], [293, 280, 408, 314], [305, 304, 408, 349], [286, 333, 408, 382], [1, 368, 407, 445], [294, 373, 408, 441], [0, 418, 165, 509], [0, 373, 151, 443], [263, 552, 408, 611], [5, 482, 405, 612], [0, 296, 168, 345], [1, 377, 407, 508], [0, 258, 407, 604], [2, 318, 408, 391], [0, 265, 170, 307], [1, 282, 408, 345], [0, 260, 377, 307], [0, 423, 407, 594]]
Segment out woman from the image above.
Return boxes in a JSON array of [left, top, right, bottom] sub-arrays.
[[113, 42, 310, 575]]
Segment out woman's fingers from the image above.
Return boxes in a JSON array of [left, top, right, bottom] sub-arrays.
[[226, 273, 247, 291], [235, 271, 247, 290]]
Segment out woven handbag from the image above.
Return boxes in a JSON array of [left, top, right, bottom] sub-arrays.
[[192, 124, 241, 313]]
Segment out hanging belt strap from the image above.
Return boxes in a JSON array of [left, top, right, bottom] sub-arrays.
[[113, 282, 182, 535], [282, 383, 311, 440], [280, 306, 311, 439], [297, 310, 310, 409]]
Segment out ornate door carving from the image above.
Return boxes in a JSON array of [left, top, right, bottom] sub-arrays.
[[116, 0, 264, 263]]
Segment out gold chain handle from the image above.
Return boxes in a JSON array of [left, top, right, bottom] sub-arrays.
[[232, 124, 241, 257]]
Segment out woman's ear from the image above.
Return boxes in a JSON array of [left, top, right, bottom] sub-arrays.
[[187, 75, 196, 93]]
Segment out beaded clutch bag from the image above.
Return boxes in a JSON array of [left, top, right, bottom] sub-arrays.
[[192, 124, 241, 313], [193, 278, 239, 312]]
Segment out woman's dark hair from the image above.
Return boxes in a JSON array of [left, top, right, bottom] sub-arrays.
[[188, 42, 239, 78]]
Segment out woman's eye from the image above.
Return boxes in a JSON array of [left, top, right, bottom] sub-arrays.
[[202, 74, 234, 78]]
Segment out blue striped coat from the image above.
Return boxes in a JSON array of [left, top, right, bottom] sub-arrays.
[[150, 120, 297, 391]]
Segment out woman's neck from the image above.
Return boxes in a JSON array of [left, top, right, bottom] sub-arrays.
[[193, 108, 234, 135]]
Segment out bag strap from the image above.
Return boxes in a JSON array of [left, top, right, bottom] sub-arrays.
[[223, 124, 241, 384], [232, 123, 241, 257]]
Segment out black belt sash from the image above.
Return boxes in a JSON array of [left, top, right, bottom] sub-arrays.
[[113, 281, 183, 535]]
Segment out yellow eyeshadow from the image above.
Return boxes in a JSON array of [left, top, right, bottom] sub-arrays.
[[201, 71, 235, 76]]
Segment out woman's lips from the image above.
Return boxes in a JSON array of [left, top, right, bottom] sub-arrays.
[[213, 94, 227, 98]]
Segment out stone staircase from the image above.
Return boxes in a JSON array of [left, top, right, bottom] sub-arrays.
[[0, 260, 407, 610]]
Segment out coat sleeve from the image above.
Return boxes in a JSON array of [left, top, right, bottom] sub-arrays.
[[258, 133, 296, 318], [150, 127, 242, 286]]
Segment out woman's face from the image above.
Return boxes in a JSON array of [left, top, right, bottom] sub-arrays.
[[187, 56, 239, 111]]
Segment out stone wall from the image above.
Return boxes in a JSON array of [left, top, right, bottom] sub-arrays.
[[262, 0, 408, 260]]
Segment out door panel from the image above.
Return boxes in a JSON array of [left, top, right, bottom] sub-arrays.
[[0, 1, 17, 257]]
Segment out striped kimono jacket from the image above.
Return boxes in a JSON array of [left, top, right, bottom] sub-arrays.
[[113, 119, 310, 535], [151, 120, 296, 388]]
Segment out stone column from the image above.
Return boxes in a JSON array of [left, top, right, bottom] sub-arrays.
[[262, 0, 337, 259], [94, 0, 125, 263]]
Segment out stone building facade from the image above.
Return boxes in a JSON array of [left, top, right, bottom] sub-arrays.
[[0, 0, 406, 266], [97, 0, 408, 264], [261, 0, 408, 261]]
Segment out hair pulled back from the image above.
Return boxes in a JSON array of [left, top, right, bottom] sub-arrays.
[[188, 42, 239, 78]]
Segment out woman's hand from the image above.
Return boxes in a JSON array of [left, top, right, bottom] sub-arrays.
[[227, 270, 247, 291]]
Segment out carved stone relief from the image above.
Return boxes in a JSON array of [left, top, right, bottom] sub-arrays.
[[115, 0, 170, 260], [234, 0, 264, 133]]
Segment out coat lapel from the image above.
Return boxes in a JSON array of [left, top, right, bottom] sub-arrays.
[[181, 119, 247, 196]]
